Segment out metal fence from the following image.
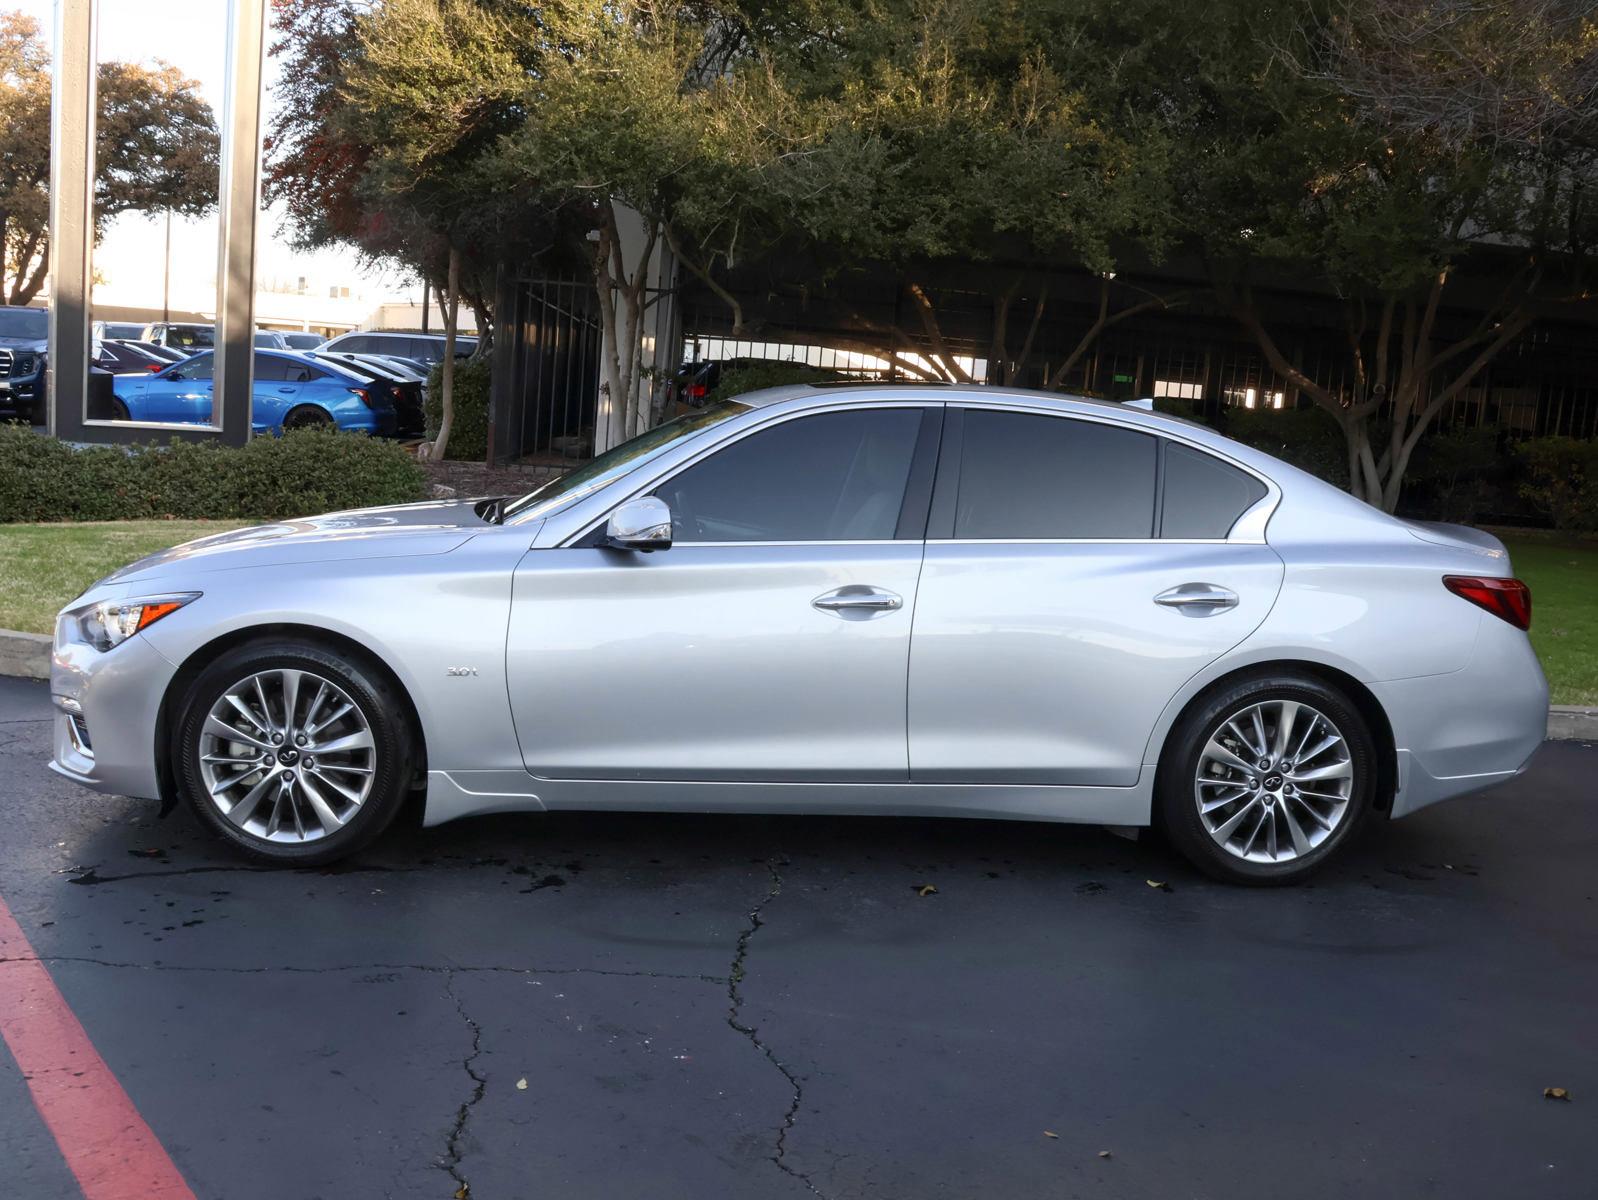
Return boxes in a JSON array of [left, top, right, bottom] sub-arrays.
[[490, 276, 602, 466]]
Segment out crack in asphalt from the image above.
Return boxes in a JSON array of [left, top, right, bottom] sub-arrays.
[[441, 970, 487, 1199], [0, 956, 726, 984], [64, 863, 409, 885], [726, 858, 825, 1198]]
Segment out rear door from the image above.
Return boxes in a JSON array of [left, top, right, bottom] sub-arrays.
[[907, 405, 1283, 787]]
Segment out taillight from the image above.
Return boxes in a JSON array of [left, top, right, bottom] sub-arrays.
[[145, 363, 163, 372], [1443, 575, 1531, 630], [688, 383, 707, 399], [348, 386, 374, 409]]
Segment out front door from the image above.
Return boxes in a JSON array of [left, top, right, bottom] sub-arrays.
[[506, 405, 939, 782], [908, 407, 1285, 787]]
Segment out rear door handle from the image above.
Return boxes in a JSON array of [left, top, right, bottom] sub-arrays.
[[813, 586, 903, 615], [1154, 583, 1239, 613]]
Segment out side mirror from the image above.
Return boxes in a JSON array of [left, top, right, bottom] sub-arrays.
[[603, 496, 673, 552]]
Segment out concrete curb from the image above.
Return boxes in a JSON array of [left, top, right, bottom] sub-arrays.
[[0, 628, 50, 681], [0, 625, 1592, 739], [1548, 705, 1598, 742]]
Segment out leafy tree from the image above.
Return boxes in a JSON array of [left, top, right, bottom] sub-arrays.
[[0, 11, 218, 304], [1100, 0, 1597, 511]]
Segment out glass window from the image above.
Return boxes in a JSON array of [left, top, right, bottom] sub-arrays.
[[339, 336, 374, 354], [253, 353, 285, 381], [655, 408, 922, 542], [503, 401, 752, 522], [1160, 442, 1267, 539], [168, 353, 214, 381], [953, 411, 1157, 539]]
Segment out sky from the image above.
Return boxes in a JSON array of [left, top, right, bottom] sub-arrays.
[[13, 0, 418, 316]]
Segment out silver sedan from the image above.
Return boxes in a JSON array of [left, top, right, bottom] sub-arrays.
[[49, 386, 1548, 883]]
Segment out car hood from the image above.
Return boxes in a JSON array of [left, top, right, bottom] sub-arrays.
[[0, 336, 47, 351], [101, 499, 492, 584]]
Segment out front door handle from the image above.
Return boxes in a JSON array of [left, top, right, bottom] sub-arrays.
[[1154, 583, 1239, 614], [813, 585, 903, 615]]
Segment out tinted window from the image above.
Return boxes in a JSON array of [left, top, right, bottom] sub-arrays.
[[953, 411, 1156, 539], [1160, 442, 1267, 539], [656, 408, 922, 542], [253, 353, 285, 381], [337, 336, 374, 354], [169, 353, 213, 381]]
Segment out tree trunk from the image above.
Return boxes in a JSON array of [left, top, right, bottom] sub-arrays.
[[432, 245, 461, 461]]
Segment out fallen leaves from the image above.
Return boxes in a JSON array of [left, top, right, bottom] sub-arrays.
[[914, 884, 938, 897], [1544, 1087, 1571, 1101], [1146, 880, 1171, 891], [516, 1078, 528, 1091], [1043, 1130, 1058, 1139], [1099, 1150, 1113, 1159]]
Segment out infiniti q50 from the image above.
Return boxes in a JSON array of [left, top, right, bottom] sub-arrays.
[[49, 386, 1547, 883]]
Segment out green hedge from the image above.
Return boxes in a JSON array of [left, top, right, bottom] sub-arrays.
[[706, 362, 843, 405], [424, 356, 491, 461], [1518, 437, 1598, 533], [0, 424, 427, 523]]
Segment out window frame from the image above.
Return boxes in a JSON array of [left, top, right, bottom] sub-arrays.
[[568, 402, 945, 548], [927, 401, 1276, 545]]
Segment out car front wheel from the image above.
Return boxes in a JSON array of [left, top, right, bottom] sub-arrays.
[[172, 640, 416, 865], [1157, 673, 1376, 884]]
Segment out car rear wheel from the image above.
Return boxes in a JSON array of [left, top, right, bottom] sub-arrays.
[[1157, 673, 1376, 885], [172, 641, 416, 865], [283, 404, 334, 431]]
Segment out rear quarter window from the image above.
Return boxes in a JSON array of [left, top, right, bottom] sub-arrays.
[[1160, 442, 1268, 539]]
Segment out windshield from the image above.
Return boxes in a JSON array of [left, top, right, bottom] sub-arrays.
[[0, 308, 47, 339], [503, 401, 750, 522], [166, 326, 214, 348]]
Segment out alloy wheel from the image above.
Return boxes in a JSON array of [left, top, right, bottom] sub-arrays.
[[197, 669, 376, 843], [1193, 699, 1354, 864]]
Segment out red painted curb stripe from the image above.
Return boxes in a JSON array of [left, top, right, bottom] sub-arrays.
[[0, 893, 196, 1200]]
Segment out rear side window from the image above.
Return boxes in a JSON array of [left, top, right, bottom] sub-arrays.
[[253, 353, 285, 381], [338, 336, 374, 354], [952, 410, 1157, 539], [1160, 443, 1268, 539], [655, 408, 923, 542]]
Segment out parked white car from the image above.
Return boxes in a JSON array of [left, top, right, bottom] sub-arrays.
[[49, 386, 1546, 882]]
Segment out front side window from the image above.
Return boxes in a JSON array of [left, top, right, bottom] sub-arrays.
[[655, 408, 922, 542], [953, 410, 1157, 539], [504, 401, 752, 522], [168, 353, 214, 382]]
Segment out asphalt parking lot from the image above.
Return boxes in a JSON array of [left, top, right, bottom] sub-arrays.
[[2, 673, 1595, 1200]]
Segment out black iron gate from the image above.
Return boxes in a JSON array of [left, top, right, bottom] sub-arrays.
[[490, 275, 602, 465]]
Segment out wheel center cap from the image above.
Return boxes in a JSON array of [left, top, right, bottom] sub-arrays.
[[278, 747, 300, 766], [1264, 774, 1283, 791]]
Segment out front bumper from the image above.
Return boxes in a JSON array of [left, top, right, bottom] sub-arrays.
[[0, 373, 43, 421], [49, 628, 177, 801]]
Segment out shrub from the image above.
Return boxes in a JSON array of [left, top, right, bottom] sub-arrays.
[[706, 362, 842, 405], [1518, 437, 1598, 533], [0, 424, 427, 523], [1222, 406, 1350, 489], [424, 355, 491, 461], [1402, 427, 1506, 524]]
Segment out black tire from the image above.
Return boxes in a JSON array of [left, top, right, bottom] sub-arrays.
[[111, 399, 130, 421], [172, 640, 416, 866], [283, 404, 334, 431], [1156, 672, 1377, 885]]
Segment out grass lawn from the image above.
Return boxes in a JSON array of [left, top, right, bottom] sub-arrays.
[[0, 520, 252, 635], [1497, 531, 1598, 708], [0, 519, 1592, 705]]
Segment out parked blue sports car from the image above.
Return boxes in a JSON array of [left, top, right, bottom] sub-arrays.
[[110, 350, 401, 436]]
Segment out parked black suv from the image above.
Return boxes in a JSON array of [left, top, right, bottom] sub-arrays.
[[0, 306, 48, 424]]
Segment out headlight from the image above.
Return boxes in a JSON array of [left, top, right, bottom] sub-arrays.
[[75, 593, 200, 652], [13, 352, 36, 375]]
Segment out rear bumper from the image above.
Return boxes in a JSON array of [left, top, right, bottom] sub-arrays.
[[1374, 617, 1548, 819]]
